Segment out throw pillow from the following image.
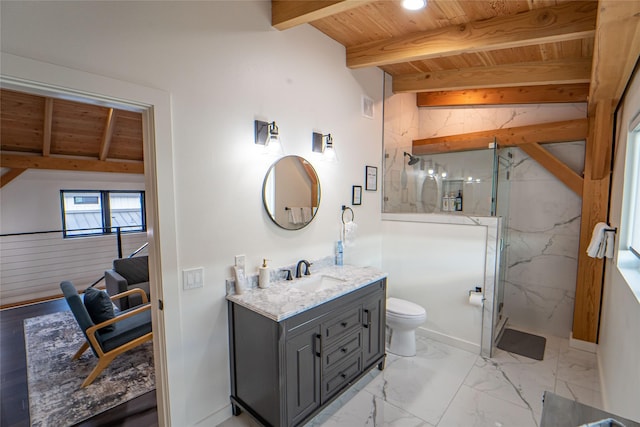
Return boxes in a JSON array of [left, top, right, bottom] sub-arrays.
[[84, 287, 116, 332]]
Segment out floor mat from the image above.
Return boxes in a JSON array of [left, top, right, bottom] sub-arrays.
[[497, 328, 546, 361]]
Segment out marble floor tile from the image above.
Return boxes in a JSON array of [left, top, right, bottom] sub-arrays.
[[556, 346, 600, 392], [437, 385, 539, 427], [463, 355, 551, 422], [312, 390, 434, 427], [363, 337, 478, 425], [554, 379, 603, 410], [218, 412, 261, 427]]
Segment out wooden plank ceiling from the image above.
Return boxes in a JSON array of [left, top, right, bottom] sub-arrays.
[[0, 89, 144, 186], [275, 0, 597, 93]]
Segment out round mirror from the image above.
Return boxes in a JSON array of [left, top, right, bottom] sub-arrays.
[[263, 155, 321, 230]]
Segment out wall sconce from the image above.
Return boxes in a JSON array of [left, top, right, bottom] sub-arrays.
[[312, 132, 337, 162], [255, 120, 284, 155]]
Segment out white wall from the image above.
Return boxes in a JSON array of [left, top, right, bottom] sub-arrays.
[[0, 170, 145, 234], [598, 67, 640, 421], [1, 2, 383, 426], [381, 217, 487, 349]]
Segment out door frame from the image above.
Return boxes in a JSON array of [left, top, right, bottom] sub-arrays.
[[0, 52, 181, 426]]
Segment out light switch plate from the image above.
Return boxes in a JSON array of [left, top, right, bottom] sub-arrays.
[[183, 267, 204, 290]]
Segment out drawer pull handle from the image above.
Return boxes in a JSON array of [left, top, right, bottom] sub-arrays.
[[314, 334, 322, 357], [341, 348, 347, 353], [340, 373, 347, 379], [363, 309, 371, 328], [341, 322, 348, 327]]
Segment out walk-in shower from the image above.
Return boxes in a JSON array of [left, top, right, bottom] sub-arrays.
[[383, 143, 514, 356]]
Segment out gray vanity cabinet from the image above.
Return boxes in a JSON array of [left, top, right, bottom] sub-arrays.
[[228, 279, 386, 427], [285, 322, 322, 426], [362, 292, 385, 368]]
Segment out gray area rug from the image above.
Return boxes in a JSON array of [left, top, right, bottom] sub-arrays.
[[24, 310, 155, 427], [497, 328, 547, 361]]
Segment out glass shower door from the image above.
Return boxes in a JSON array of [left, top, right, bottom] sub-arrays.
[[493, 147, 513, 340]]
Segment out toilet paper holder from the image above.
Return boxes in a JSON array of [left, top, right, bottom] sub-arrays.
[[468, 286, 482, 296]]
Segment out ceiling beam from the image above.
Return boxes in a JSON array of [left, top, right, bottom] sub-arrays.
[[347, 2, 596, 69], [520, 143, 583, 196], [1, 168, 27, 188], [272, 0, 374, 31], [0, 154, 144, 174], [42, 98, 53, 157], [416, 84, 590, 107], [394, 58, 592, 93], [588, 0, 640, 115], [413, 118, 588, 155], [99, 108, 117, 161]]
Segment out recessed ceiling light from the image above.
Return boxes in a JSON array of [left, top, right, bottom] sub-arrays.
[[402, 0, 426, 11]]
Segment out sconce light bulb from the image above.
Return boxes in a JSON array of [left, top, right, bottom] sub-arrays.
[[428, 169, 434, 175], [441, 171, 447, 178], [468, 176, 473, 181]]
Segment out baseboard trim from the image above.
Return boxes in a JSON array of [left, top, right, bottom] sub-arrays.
[[569, 332, 598, 353], [417, 327, 481, 354]]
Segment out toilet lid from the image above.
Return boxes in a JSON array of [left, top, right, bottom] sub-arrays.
[[387, 297, 425, 316]]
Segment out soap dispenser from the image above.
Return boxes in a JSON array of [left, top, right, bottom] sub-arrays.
[[259, 259, 270, 289]]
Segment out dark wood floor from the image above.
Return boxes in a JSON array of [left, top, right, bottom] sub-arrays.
[[0, 298, 158, 427]]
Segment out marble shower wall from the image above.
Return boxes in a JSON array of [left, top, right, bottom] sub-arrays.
[[505, 141, 585, 337], [412, 103, 587, 338], [382, 76, 419, 212]]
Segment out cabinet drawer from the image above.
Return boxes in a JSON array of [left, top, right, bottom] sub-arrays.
[[323, 306, 361, 344], [322, 355, 362, 402], [324, 331, 361, 371]]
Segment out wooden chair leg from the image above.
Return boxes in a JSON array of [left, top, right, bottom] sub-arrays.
[[81, 355, 115, 387], [72, 341, 89, 360]]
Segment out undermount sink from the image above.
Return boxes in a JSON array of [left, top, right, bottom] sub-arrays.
[[293, 275, 346, 292]]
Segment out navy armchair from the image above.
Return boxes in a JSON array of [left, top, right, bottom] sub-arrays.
[[60, 281, 153, 387]]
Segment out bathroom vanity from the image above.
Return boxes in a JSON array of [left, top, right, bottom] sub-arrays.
[[226, 265, 387, 427]]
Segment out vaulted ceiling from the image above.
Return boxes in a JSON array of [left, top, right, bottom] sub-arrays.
[[273, 0, 639, 110], [0, 89, 144, 187]]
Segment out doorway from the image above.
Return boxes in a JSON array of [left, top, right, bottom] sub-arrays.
[[1, 53, 178, 426]]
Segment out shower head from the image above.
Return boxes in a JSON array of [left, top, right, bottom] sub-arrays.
[[404, 152, 420, 166]]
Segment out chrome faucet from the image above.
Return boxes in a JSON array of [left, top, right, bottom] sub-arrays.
[[295, 260, 311, 278]]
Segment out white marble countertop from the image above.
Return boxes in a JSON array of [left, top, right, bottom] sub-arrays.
[[226, 264, 387, 322]]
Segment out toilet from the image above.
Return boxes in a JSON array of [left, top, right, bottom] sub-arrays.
[[386, 297, 427, 357]]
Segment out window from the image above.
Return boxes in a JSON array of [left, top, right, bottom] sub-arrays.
[[61, 190, 146, 237]]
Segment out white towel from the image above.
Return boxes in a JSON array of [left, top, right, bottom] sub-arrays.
[[288, 208, 301, 224], [301, 207, 312, 223], [587, 222, 615, 259]]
